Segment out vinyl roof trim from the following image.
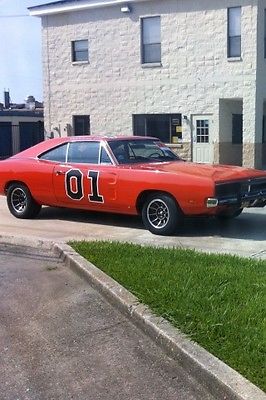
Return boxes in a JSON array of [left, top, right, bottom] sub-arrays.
[[28, 0, 152, 16]]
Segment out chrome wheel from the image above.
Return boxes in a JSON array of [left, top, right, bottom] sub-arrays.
[[10, 187, 27, 214], [7, 183, 41, 219], [142, 193, 182, 235], [146, 198, 170, 229]]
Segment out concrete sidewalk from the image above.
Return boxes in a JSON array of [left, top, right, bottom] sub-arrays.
[[0, 242, 215, 400]]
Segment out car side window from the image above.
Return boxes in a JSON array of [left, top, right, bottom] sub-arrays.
[[67, 141, 100, 164], [111, 143, 129, 163], [100, 147, 112, 164], [39, 143, 68, 162]]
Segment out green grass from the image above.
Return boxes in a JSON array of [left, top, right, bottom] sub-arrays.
[[69, 240, 266, 391]]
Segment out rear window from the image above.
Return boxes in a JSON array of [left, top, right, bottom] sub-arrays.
[[39, 144, 68, 162]]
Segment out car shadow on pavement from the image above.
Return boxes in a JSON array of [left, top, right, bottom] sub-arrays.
[[38, 206, 266, 242], [179, 212, 266, 241], [39, 206, 144, 230]]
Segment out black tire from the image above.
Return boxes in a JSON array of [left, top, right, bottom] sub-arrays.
[[7, 183, 41, 219], [141, 193, 182, 235], [216, 207, 243, 221]]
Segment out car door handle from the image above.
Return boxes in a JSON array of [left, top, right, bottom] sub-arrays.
[[55, 170, 66, 176]]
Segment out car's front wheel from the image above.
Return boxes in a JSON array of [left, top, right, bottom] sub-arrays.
[[142, 193, 182, 235], [7, 183, 41, 219]]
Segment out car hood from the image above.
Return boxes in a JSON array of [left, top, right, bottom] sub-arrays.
[[127, 161, 266, 182]]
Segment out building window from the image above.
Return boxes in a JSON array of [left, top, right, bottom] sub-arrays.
[[133, 114, 182, 143], [196, 120, 209, 143], [228, 7, 241, 58], [141, 16, 161, 64], [73, 115, 90, 135], [232, 114, 243, 144], [72, 40, 88, 62]]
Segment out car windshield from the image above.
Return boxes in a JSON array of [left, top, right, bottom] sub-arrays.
[[107, 139, 180, 164]]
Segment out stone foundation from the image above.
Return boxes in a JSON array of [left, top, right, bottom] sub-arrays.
[[243, 143, 263, 169], [169, 142, 191, 161]]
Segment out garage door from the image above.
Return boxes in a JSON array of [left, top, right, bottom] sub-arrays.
[[19, 121, 44, 151], [0, 122, 12, 159]]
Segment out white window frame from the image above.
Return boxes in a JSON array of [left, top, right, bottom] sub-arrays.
[[141, 16, 161, 64], [227, 7, 241, 58], [71, 39, 89, 63]]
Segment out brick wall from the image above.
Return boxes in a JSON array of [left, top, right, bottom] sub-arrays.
[[41, 0, 264, 166]]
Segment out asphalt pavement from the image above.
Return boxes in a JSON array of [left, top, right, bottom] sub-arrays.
[[1, 196, 265, 399], [0, 242, 216, 400]]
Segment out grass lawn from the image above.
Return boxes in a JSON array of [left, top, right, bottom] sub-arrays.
[[70, 240, 266, 391]]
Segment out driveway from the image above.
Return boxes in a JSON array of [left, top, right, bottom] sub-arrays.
[[0, 196, 265, 259], [0, 242, 215, 400]]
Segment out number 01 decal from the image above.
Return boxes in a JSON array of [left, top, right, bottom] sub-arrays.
[[65, 169, 104, 203], [88, 171, 104, 203], [66, 169, 84, 200]]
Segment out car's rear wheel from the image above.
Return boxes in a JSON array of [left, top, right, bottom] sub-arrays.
[[216, 207, 243, 221], [7, 183, 41, 219], [141, 193, 182, 235]]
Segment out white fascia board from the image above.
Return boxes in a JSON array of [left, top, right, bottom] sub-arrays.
[[29, 0, 152, 17]]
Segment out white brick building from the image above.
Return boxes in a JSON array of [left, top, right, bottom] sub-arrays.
[[29, 0, 266, 168]]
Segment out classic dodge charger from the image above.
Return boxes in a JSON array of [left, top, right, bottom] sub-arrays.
[[0, 136, 266, 235]]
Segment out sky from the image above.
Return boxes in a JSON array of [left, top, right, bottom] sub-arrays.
[[0, 0, 50, 104]]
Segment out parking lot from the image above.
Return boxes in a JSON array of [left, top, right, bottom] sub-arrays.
[[0, 196, 265, 259], [0, 242, 216, 400], [0, 196, 265, 400]]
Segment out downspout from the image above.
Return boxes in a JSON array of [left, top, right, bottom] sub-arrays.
[[189, 115, 193, 162], [44, 15, 52, 137]]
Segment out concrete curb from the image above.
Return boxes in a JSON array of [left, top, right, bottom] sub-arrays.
[[52, 241, 265, 400], [0, 235, 265, 400], [0, 234, 55, 251]]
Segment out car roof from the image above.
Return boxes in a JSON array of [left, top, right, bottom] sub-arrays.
[[9, 135, 159, 159], [41, 135, 158, 145], [67, 135, 158, 141]]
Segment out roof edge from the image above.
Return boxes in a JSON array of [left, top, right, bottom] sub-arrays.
[[28, 0, 152, 17]]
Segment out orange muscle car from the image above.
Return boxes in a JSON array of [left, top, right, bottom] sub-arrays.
[[0, 136, 266, 235]]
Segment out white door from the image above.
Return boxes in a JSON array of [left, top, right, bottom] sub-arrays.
[[192, 115, 213, 163]]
